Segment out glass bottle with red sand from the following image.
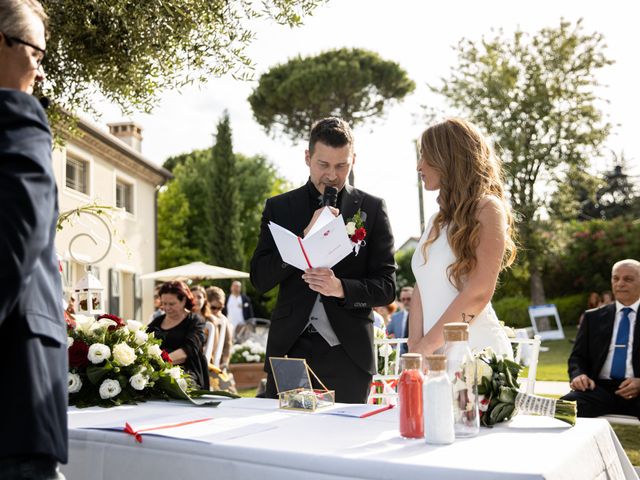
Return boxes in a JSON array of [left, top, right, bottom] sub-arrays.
[[398, 353, 424, 438]]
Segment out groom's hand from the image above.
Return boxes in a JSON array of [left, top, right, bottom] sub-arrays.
[[303, 267, 344, 298], [303, 207, 339, 237]]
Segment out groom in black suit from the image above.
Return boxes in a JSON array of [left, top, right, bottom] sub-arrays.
[[250, 117, 396, 403], [0, 2, 68, 477], [562, 259, 640, 418]]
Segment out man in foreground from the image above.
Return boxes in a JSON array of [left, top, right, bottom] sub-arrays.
[[0, 0, 68, 477]]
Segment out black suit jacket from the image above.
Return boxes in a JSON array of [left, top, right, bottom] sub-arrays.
[[568, 303, 640, 381], [0, 90, 68, 462], [250, 183, 396, 375]]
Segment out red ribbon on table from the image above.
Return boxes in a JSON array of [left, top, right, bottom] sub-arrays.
[[123, 417, 214, 444]]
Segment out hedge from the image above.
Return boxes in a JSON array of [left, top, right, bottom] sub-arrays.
[[493, 293, 587, 329]]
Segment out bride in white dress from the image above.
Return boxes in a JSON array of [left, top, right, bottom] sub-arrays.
[[408, 118, 517, 358]]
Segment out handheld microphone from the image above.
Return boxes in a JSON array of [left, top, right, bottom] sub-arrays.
[[322, 186, 338, 208], [39, 96, 50, 110]]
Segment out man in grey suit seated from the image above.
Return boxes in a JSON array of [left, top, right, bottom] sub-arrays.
[[0, 1, 68, 477]]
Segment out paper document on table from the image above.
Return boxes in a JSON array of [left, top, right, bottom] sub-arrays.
[[268, 207, 353, 270], [80, 412, 277, 443], [320, 403, 395, 418]]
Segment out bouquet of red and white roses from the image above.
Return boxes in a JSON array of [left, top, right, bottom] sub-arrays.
[[67, 313, 204, 408], [469, 347, 576, 427]]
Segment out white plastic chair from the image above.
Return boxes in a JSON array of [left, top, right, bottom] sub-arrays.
[[369, 338, 408, 403], [203, 322, 216, 364], [509, 334, 541, 395]]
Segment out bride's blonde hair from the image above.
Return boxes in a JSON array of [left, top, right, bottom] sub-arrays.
[[419, 118, 516, 289]]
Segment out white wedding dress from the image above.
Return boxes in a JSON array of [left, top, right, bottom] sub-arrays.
[[411, 216, 512, 358]]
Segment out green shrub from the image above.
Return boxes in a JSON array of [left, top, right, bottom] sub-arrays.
[[549, 293, 587, 327], [493, 293, 587, 329], [493, 296, 530, 328]]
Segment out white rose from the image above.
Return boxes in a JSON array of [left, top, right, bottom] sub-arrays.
[[242, 350, 250, 359], [126, 320, 143, 332], [177, 378, 187, 391], [374, 326, 386, 340], [68, 372, 82, 393], [134, 330, 148, 346], [87, 343, 111, 364], [378, 343, 393, 358], [129, 373, 148, 391], [464, 358, 493, 385], [346, 222, 356, 236], [90, 318, 117, 333], [67, 336, 74, 349], [168, 366, 182, 379], [112, 343, 136, 366], [74, 314, 95, 334], [147, 344, 162, 358], [99, 379, 122, 399]]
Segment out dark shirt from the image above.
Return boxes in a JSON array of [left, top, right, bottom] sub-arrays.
[[148, 313, 210, 390]]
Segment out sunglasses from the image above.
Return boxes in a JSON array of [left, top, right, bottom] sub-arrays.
[[211, 305, 223, 312]]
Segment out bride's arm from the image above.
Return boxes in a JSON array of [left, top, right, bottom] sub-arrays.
[[407, 284, 423, 353], [412, 197, 507, 356]]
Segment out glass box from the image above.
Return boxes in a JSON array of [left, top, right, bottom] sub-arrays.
[[269, 357, 335, 412]]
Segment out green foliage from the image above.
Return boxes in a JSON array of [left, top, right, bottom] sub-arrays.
[[249, 48, 415, 141], [543, 218, 640, 296], [209, 113, 244, 271], [432, 19, 613, 303], [493, 294, 586, 329], [395, 248, 416, 291], [156, 115, 288, 317], [40, 0, 325, 129], [157, 179, 203, 269]]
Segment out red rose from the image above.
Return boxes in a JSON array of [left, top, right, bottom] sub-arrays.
[[161, 350, 173, 364], [97, 313, 125, 331], [351, 227, 367, 243], [68, 340, 89, 369]]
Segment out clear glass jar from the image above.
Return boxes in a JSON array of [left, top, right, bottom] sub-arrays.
[[423, 354, 455, 445], [443, 322, 479, 438], [398, 353, 424, 439]]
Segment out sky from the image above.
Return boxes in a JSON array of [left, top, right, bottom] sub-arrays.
[[95, 0, 639, 249]]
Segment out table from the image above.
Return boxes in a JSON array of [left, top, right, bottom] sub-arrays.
[[63, 398, 638, 480]]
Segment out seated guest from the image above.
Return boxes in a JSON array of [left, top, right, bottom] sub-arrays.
[[147, 281, 209, 389], [374, 302, 397, 328], [386, 287, 412, 339], [602, 290, 614, 305], [562, 259, 640, 419], [206, 286, 233, 370], [148, 286, 164, 323], [578, 291, 603, 327]]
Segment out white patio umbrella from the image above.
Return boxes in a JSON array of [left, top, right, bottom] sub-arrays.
[[140, 261, 250, 282]]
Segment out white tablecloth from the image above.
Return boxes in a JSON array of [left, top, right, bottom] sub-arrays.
[[63, 398, 638, 480]]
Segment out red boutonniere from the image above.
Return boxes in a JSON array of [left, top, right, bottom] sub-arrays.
[[345, 210, 367, 255]]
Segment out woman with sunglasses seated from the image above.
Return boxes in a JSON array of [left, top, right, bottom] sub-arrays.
[[205, 286, 233, 370], [147, 281, 209, 389]]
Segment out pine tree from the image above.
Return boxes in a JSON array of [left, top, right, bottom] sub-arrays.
[[209, 113, 243, 270]]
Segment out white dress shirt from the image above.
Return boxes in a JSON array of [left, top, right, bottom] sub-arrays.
[[598, 299, 639, 379], [226, 294, 245, 330]]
